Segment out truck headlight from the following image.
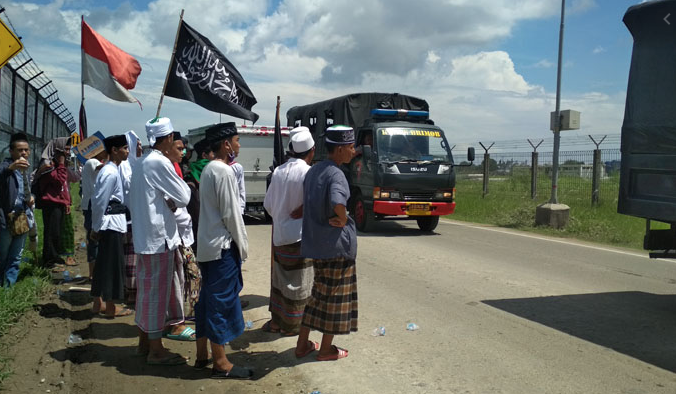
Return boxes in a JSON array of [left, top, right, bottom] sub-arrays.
[[434, 191, 453, 199], [437, 164, 451, 175]]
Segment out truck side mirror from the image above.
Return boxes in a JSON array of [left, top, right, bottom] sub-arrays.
[[467, 147, 475, 162]]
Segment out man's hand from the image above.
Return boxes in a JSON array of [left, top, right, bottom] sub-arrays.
[[28, 196, 35, 208], [8, 157, 29, 171], [329, 204, 348, 228], [55, 152, 66, 165], [290, 205, 303, 219], [90, 231, 100, 242]]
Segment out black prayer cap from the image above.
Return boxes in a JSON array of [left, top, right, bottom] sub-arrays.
[[10, 132, 28, 145], [104, 134, 128, 152], [205, 122, 238, 145], [172, 131, 182, 141]]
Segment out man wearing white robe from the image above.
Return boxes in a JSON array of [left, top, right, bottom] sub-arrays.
[[90, 135, 131, 318], [129, 117, 191, 366]]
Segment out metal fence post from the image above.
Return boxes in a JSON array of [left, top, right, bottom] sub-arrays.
[[479, 142, 494, 198], [589, 135, 606, 205], [528, 139, 543, 200]]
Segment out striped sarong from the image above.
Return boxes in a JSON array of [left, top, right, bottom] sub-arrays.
[[302, 257, 358, 335], [134, 249, 184, 335], [270, 242, 314, 334]]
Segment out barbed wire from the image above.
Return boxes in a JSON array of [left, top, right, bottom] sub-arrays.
[[450, 133, 621, 152], [0, 4, 75, 131]]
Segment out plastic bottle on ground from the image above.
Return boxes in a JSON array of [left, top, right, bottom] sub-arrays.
[[371, 326, 386, 336], [406, 323, 419, 331]]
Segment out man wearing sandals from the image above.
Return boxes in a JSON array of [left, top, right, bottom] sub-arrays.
[[194, 123, 253, 379], [89, 135, 132, 318], [129, 118, 191, 365], [294, 125, 358, 361], [262, 127, 315, 336]]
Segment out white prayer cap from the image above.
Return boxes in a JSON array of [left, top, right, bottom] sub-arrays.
[[291, 130, 314, 153], [289, 126, 309, 140], [145, 117, 174, 146]]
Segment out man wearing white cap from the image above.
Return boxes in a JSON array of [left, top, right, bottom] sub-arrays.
[[262, 127, 315, 339], [129, 117, 191, 366]]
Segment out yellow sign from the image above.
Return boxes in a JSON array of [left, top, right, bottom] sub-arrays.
[[70, 132, 81, 147], [380, 128, 441, 138], [0, 19, 23, 68]]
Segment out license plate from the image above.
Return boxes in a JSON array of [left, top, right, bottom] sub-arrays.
[[406, 203, 431, 216]]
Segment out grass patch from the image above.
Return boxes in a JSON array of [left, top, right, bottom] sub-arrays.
[[0, 182, 83, 385], [450, 175, 658, 250]]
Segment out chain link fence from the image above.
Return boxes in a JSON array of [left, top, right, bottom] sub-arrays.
[[456, 148, 621, 204]]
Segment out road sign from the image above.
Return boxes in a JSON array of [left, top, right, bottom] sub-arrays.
[[0, 19, 23, 68], [70, 132, 81, 147]]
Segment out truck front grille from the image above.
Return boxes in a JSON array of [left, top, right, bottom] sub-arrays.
[[403, 192, 435, 200]]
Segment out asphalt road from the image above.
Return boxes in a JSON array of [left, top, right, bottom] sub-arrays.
[[11, 217, 676, 394], [240, 217, 676, 394]]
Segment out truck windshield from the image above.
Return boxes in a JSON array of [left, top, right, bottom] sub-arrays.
[[376, 127, 452, 163]]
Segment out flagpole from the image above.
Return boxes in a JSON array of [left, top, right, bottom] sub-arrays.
[[80, 15, 86, 140], [156, 9, 185, 118]]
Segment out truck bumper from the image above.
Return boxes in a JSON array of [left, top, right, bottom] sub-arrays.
[[373, 201, 455, 216]]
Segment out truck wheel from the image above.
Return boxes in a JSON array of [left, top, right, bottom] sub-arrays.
[[417, 216, 439, 232], [354, 195, 373, 232]]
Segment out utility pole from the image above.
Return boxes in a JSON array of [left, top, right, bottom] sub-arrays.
[[550, 0, 565, 204], [535, 0, 571, 229]]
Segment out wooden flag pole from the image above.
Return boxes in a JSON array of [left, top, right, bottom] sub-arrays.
[[156, 9, 185, 118]]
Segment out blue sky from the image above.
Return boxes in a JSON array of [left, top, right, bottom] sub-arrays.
[[0, 0, 646, 148]]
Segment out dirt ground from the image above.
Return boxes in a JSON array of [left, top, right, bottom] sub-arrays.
[[1, 216, 332, 394]]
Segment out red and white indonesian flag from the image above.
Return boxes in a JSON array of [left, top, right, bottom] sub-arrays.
[[81, 18, 142, 105]]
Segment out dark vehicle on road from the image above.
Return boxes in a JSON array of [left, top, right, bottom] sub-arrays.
[[287, 93, 474, 232], [619, 1, 676, 257]]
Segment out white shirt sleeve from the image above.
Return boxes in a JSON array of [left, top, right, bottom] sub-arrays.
[[92, 168, 114, 232]]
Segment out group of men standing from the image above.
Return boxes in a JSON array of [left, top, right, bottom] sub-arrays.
[[1, 119, 360, 379]]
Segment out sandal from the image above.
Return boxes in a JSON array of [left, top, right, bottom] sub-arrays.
[[104, 308, 133, 319], [193, 358, 213, 370], [164, 326, 196, 341], [295, 340, 319, 358], [316, 345, 348, 361], [261, 320, 280, 333], [210, 365, 253, 380], [146, 352, 187, 366]]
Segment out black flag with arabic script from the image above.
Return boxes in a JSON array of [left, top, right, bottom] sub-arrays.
[[164, 21, 259, 123]]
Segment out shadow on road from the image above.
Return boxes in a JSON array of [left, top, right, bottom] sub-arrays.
[[356, 220, 441, 237], [483, 291, 676, 372], [49, 342, 316, 381]]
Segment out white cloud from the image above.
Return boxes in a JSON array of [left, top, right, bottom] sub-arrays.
[[534, 59, 555, 68], [592, 46, 606, 54], [0, 0, 624, 146]]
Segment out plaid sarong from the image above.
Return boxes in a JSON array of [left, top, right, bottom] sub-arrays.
[[134, 249, 184, 334], [302, 257, 358, 335], [270, 242, 314, 334]]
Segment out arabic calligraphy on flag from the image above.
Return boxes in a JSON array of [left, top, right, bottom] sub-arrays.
[[164, 21, 259, 123]]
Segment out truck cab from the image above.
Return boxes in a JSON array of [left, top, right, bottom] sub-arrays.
[[287, 93, 473, 232]]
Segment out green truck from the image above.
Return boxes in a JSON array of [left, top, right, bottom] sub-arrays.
[[287, 93, 474, 232], [619, 1, 676, 257]]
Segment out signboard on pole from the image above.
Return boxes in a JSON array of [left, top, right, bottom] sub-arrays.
[[72, 131, 105, 164], [0, 19, 23, 68]]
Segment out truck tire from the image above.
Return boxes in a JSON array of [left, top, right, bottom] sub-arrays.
[[417, 216, 439, 232], [353, 194, 373, 232]]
